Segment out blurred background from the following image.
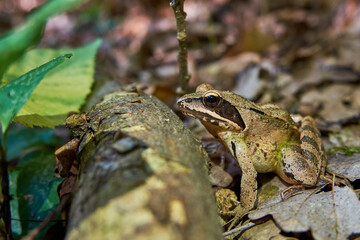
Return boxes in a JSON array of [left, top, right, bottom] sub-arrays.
[[1, 1, 360, 239], [1, 0, 359, 115], [2, 0, 360, 161]]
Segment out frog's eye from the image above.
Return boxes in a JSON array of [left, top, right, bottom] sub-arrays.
[[203, 91, 222, 108]]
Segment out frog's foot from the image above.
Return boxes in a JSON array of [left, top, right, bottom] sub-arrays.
[[226, 205, 251, 230], [281, 185, 306, 200], [280, 173, 350, 201], [320, 171, 351, 188]]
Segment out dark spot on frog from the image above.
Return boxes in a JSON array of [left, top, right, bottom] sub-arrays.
[[274, 117, 282, 122], [303, 149, 318, 166], [231, 141, 237, 158], [210, 120, 220, 126], [301, 135, 319, 152], [216, 100, 246, 130], [185, 98, 192, 103], [301, 125, 320, 137], [281, 159, 290, 169], [288, 144, 302, 155], [249, 107, 264, 115], [253, 146, 258, 154], [259, 148, 267, 158], [294, 157, 308, 170], [284, 171, 304, 183]]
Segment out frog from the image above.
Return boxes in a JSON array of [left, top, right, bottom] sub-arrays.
[[177, 83, 326, 217]]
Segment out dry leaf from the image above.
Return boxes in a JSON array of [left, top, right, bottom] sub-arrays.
[[242, 219, 283, 240], [198, 52, 260, 89], [327, 154, 360, 182], [328, 126, 360, 147], [300, 84, 360, 123], [249, 186, 360, 240], [54, 138, 80, 177], [232, 65, 265, 100]]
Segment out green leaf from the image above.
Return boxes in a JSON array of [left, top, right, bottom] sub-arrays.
[[0, 0, 87, 80], [9, 148, 62, 238], [6, 128, 63, 161], [0, 54, 71, 134], [3, 39, 102, 128]]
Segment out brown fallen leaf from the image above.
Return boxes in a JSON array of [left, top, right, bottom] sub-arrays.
[[249, 186, 360, 240], [58, 175, 77, 202], [54, 138, 80, 177], [241, 219, 282, 240]]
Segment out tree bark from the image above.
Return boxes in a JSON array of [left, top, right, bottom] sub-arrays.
[[65, 87, 223, 240]]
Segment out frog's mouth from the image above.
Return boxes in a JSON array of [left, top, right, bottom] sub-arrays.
[[180, 106, 228, 125], [177, 97, 245, 131]]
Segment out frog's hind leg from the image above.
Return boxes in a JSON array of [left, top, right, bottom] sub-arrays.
[[299, 116, 324, 179], [277, 116, 323, 186]]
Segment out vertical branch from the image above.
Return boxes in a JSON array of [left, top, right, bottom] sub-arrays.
[[170, 0, 190, 94], [0, 132, 12, 240]]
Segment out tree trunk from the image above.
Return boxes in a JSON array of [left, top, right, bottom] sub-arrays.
[[65, 87, 223, 240]]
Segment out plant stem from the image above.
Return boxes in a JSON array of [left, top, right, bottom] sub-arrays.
[[170, 0, 190, 94], [21, 194, 70, 240], [0, 132, 12, 240]]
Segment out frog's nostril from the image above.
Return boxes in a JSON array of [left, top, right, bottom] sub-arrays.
[[185, 98, 192, 103]]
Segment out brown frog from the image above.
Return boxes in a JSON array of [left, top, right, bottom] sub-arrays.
[[177, 84, 326, 216]]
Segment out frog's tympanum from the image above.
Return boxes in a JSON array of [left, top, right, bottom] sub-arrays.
[[177, 84, 326, 216]]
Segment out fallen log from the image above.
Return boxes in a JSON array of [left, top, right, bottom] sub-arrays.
[[65, 87, 222, 240]]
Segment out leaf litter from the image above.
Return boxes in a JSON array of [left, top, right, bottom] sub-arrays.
[[249, 183, 360, 240], [327, 154, 360, 182]]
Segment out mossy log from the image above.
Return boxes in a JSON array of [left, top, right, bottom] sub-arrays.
[[65, 88, 222, 240]]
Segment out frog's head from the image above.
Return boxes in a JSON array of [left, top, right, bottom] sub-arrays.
[[177, 84, 246, 133]]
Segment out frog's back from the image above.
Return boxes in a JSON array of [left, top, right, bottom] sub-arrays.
[[260, 103, 296, 126]]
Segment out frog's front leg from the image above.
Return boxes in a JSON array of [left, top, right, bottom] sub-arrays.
[[277, 116, 325, 186], [237, 153, 258, 210], [219, 132, 258, 214], [228, 141, 258, 215], [227, 145, 257, 229]]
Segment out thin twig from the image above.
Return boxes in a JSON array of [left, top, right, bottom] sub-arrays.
[[170, 0, 190, 94], [21, 194, 71, 240], [223, 222, 255, 237], [0, 131, 12, 240], [331, 173, 340, 240], [11, 218, 66, 223]]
